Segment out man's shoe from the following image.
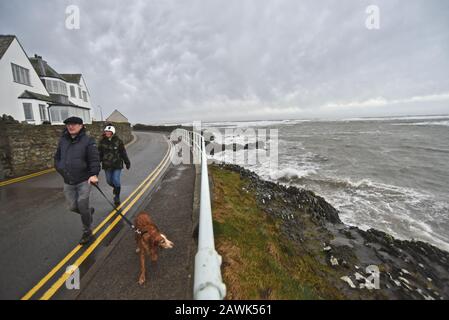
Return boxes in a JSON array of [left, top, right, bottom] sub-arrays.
[[79, 231, 94, 245]]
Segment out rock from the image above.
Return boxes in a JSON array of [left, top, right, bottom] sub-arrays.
[[401, 269, 411, 275], [330, 256, 339, 266], [416, 288, 435, 300]]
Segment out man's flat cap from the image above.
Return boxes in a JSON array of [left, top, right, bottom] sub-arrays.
[[63, 116, 83, 125]]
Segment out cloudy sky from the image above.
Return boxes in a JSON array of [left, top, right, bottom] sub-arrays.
[[1, 0, 448, 124]]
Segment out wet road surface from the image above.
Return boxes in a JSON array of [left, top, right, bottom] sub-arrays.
[[0, 131, 170, 299]]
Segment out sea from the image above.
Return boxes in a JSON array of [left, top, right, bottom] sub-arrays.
[[203, 115, 449, 252]]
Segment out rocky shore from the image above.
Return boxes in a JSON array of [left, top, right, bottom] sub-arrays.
[[212, 163, 449, 300]]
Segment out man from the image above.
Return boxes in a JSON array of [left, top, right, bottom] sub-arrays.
[[54, 116, 100, 245], [98, 124, 131, 206]]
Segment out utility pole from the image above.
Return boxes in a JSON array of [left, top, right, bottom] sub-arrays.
[[98, 105, 104, 121]]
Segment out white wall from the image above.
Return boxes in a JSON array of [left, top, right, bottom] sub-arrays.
[[67, 76, 92, 109], [67, 75, 93, 123], [0, 38, 50, 123]]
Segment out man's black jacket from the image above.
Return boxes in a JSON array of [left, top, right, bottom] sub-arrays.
[[54, 127, 101, 185]]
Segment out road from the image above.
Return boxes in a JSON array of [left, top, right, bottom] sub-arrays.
[[0, 131, 170, 300], [72, 163, 196, 300]]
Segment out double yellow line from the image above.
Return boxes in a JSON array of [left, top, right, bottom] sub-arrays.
[[21, 139, 173, 300], [0, 168, 56, 187]]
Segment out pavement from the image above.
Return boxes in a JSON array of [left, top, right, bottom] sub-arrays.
[[71, 163, 197, 300], [0, 131, 173, 300]]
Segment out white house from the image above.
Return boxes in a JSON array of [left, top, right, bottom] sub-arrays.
[[0, 35, 93, 125]]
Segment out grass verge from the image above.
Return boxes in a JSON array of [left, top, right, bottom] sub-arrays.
[[210, 165, 344, 300]]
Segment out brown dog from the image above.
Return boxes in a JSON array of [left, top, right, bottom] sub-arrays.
[[134, 211, 174, 285]]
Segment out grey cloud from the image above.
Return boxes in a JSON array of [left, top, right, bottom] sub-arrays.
[[1, 0, 448, 123]]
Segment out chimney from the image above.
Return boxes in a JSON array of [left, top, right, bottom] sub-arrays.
[[32, 54, 46, 75]]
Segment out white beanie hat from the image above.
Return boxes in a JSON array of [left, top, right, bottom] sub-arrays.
[[104, 125, 116, 135]]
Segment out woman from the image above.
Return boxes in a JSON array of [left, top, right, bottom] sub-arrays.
[[98, 124, 131, 206]]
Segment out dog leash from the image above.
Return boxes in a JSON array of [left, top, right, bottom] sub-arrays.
[[92, 183, 142, 235]]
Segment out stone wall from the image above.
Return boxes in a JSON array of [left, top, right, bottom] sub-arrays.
[[0, 121, 132, 180], [0, 122, 11, 180]]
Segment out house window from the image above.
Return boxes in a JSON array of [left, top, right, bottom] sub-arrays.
[[45, 79, 54, 93], [49, 107, 68, 123], [49, 106, 90, 123], [60, 96, 69, 104], [61, 109, 69, 121], [39, 105, 47, 121], [70, 85, 76, 97], [50, 108, 60, 122], [78, 87, 82, 99], [45, 79, 68, 96], [83, 110, 91, 123], [60, 82, 68, 96], [23, 103, 34, 121], [82, 91, 88, 102], [12, 63, 31, 86]]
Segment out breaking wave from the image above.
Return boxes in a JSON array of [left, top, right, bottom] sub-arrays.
[[269, 172, 449, 252], [392, 120, 449, 127]]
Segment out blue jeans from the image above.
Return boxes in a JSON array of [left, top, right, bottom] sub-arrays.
[[105, 169, 122, 188]]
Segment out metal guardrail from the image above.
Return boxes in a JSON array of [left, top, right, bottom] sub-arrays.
[[174, 129, 226, 300]]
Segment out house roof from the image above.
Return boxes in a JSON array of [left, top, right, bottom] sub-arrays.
[[0, 35, 15, 60], [18, 90, 53, 103], [18, 90, 89, 109], [106, 109, 129, 122], [29, 55, 66, 80], [60, 74, 82, 84]]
